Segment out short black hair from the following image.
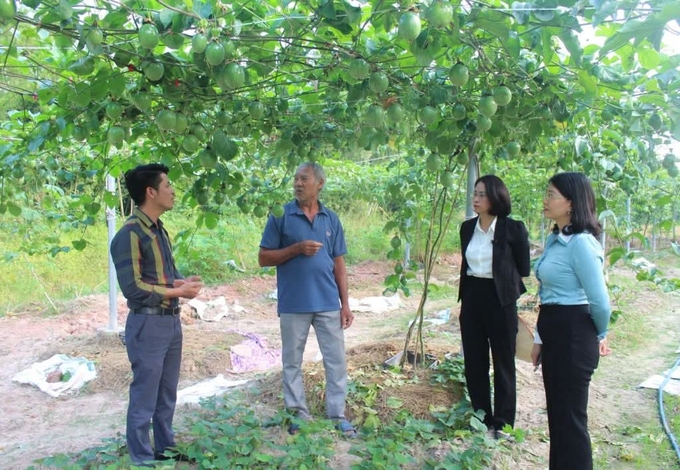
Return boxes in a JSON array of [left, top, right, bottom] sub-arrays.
[[475, 174, 511, 217], [548, 172, 601, 237], [124, 163, 169, 206]]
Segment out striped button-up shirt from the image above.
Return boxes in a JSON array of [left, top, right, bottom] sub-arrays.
[[110, 208, 183, 310]]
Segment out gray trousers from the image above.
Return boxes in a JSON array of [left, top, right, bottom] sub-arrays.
[[125, 313, 182, 464], [280, 310, 347, 419]]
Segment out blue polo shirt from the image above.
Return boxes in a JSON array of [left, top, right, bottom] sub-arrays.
[[259, 200, 347, 314]]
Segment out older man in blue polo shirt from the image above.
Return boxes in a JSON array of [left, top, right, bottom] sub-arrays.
[[258, 162, 355, 436]]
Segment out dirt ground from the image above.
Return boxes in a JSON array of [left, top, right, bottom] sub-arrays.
[[0, 259, 678, 469]]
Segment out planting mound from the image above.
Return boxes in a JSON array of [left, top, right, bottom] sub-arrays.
[[255, 340, 464, 425]]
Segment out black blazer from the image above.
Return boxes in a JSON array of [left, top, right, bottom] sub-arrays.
[[458, 216, 531, 307]]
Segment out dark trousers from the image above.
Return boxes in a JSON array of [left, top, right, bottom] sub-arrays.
[[459, 276, 518, 430], [125, 312, 183, 464], [538, 304, 599, 470]]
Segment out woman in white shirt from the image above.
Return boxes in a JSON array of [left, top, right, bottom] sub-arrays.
[[458, 175, 530, 439]]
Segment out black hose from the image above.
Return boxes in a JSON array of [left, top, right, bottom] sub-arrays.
[[658, 355, 680, 465]]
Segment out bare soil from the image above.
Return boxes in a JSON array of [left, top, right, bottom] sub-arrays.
[[0, 260, 677, 469]]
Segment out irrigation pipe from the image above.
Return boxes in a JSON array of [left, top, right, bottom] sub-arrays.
[[658, 354, 680, 465]]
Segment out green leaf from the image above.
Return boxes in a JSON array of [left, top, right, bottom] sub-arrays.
[[542, 28, 554, 64], [578, 71, 597, 97], [75, 90, 92, 109], [28, 136, 46, 153], [627, 232, 647, 247], [655, 219, 673, 231], [254, 453, 274, 462], [638, 48, 660, 69], [474, 11, 509, 40], [671, 242, 680, 257], [510, 2, 531, 24], [108, 74, 127, 98], [384, 274, 399, 286], [386, 396, 404, 408], [599, 18, 665, 57], [193, 0, 214, 19], [470, 416, 487, 432], [383, 220, 398, 233], [7, 203, 21, 216], [101, 11, 128, 29], [601, 129, 623, 143], [607, 247, 625, 266], [656, 195, 673, 206], [598, 32, 631, 58], [72, 240, 87, 250], [204, 211, 218, 229], [592, 1, 618, 27], [598, 209, 616, 223], [638, 93, 667, 107], [558, 30, 582, 66], [104, 192, 118, 208], [84, 203, 101, 214], [159, 8, 175, 27], [659, 3, 680, 23], [319, 0, 335, 20], [343, 0, 362, 23], [502, 31, 520, 59], [534, 7, 555, 22]]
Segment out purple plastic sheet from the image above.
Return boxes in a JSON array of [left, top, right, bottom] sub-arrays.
[[229, 332, 282, 373]]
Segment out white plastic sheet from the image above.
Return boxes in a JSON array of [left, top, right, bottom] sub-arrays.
[[177, 374, 250, 405], [12, 354, 97, 398], [639, 375, 680, 396], [188, 296, 245, 322], [349, 294, 403, 313], [408, 308, 451, 326]]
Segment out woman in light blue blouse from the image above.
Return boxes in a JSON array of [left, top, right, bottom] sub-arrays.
[[531, 172, 611, 470]]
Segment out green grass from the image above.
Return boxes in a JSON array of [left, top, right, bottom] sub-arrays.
[[0, 201, 394, 315], [606, 271, 658, 350], [173, 201, 393, 283], [664, 394, 680, 453], [2, 228, 111, 314]]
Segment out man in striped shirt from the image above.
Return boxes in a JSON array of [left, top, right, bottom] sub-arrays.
[[110, 163, 203, 465]]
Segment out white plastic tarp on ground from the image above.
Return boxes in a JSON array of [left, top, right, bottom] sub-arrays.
[[639, 345, 680, 396], [177, 374, 250, 405], [408, 308, 451, 326], [639, 374, 680, 396], [267, 293, 403, 314], [188, 296, 246, 322], [12, 354, 97, 397], [349, 294, 403, 313]]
